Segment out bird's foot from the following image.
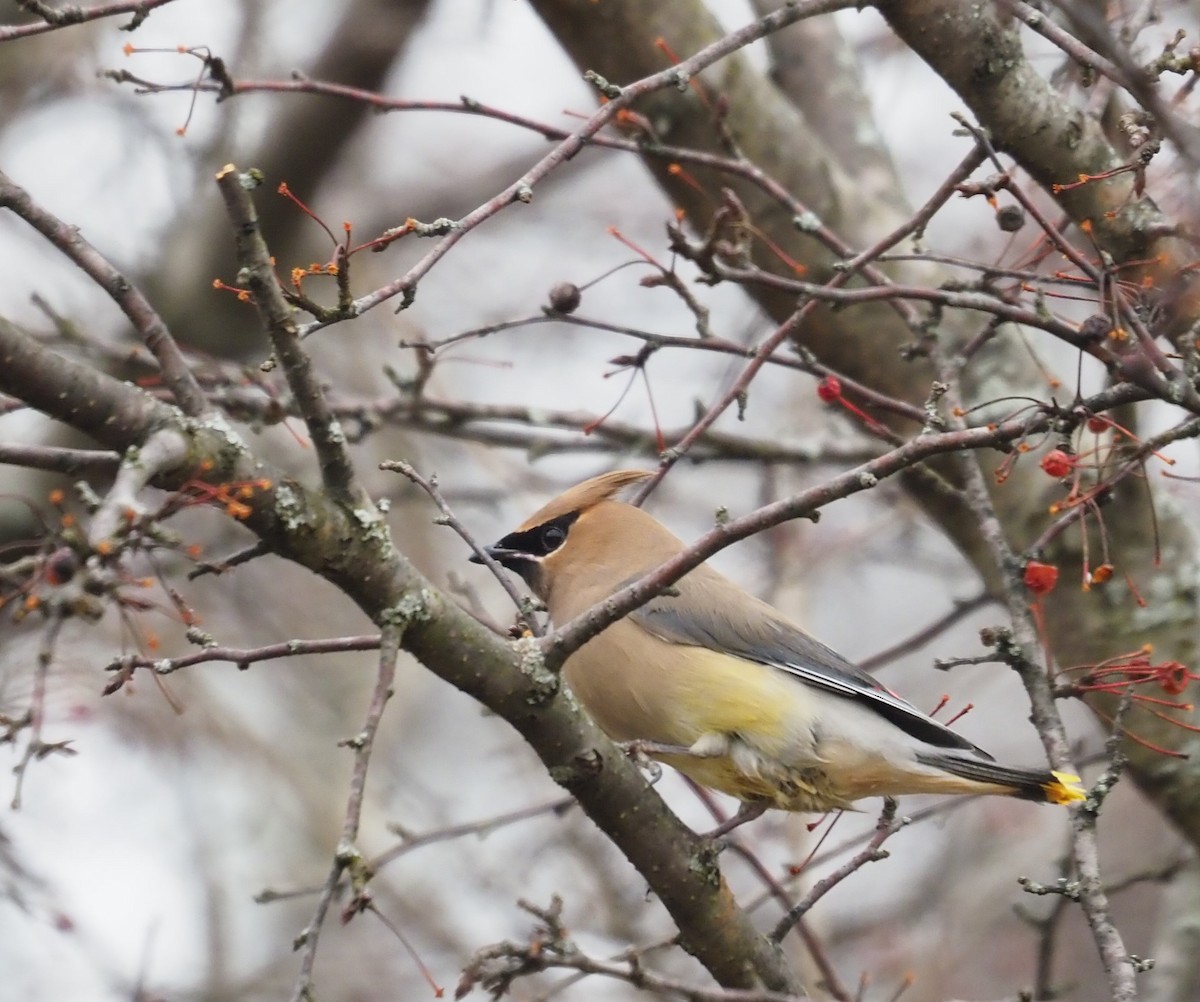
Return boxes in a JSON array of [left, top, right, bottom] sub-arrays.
[[615, 739, 682, 783], [616, 738, 727, 782]]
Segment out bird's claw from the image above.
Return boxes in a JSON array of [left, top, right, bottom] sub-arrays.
[[615, 739, 692, 784]]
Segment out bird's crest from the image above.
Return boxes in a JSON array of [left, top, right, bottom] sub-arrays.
[[517, 469, 653, 530]]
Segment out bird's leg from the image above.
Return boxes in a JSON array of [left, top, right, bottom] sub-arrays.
[[616, 739, 694, 784], [616, 737, 730, 785], [617, 739, 706, 759], [706, 800, 769, 839], [616, 736, 730, 774]]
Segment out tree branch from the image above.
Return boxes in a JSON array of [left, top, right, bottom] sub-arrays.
[[0, 171, 209, 416], [0, 0, 173, 40], [214, 164, 361, 503]]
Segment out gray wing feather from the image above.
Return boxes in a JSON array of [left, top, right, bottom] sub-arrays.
[[630, 576, 990, 757]]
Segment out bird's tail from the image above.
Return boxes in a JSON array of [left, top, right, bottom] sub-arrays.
[[917, 753, 1086, 805]]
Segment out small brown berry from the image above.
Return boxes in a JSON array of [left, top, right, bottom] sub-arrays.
[[547, 282, 581, 314], [996, 204, 1025, 232]]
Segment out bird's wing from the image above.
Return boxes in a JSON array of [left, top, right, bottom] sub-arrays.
[[629, 573, 990, 757]]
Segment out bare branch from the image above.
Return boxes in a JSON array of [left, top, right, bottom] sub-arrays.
[[0, 172, 209, 416], [936, 364, 1141, 1001], [317, 0, 858, 328], [0, 0, 173, 40], [771, 799, 904, 942], [106, 634, 383, 677], [0, 443, 120, 476], [382, 460, 542, 634], [214, 164, 361, 502], [291, 622, 401, 1001]]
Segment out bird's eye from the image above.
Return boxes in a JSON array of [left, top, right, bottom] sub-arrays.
[[541, 525, 566, 552]]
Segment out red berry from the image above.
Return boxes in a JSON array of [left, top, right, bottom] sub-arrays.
[[1040, 449, 1075, 477], [1024, 561, 1059, 596], [816, 376, 841, 402]]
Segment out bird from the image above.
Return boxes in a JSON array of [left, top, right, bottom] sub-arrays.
[[475, 469, 1084, 822]]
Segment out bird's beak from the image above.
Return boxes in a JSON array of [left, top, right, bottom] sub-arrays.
[[469, 545, 522, 566]]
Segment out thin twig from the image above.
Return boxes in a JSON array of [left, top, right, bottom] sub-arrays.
[[214, 164, 361, 503], [290, 623, 400, 1002], [381, 460, 542, 635], [186, 540, 272, 580], [859, 592, 992, 671], [0, 443, 121, 476], [771, 799, 903, 942], [257, 796, 578, 904], [11, 612, 71, 809], [107, 634, 383, 676], [0, 0, 174, 43], [999, 0, 1124, 83]]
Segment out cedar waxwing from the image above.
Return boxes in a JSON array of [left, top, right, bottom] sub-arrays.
[[478, 470, 1084, 815]]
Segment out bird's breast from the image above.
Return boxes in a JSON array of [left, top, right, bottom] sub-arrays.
[[562, 620, 818, 754]]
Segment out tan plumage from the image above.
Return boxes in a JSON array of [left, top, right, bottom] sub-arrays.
[[480, 470, 1084, 814]]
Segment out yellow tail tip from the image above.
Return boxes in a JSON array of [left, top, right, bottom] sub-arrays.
[[1045, 771, 1086, 805]]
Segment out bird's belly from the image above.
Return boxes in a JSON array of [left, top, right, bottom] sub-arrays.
[[655, 749, 852, 812], [656, 742, 950, 812]]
